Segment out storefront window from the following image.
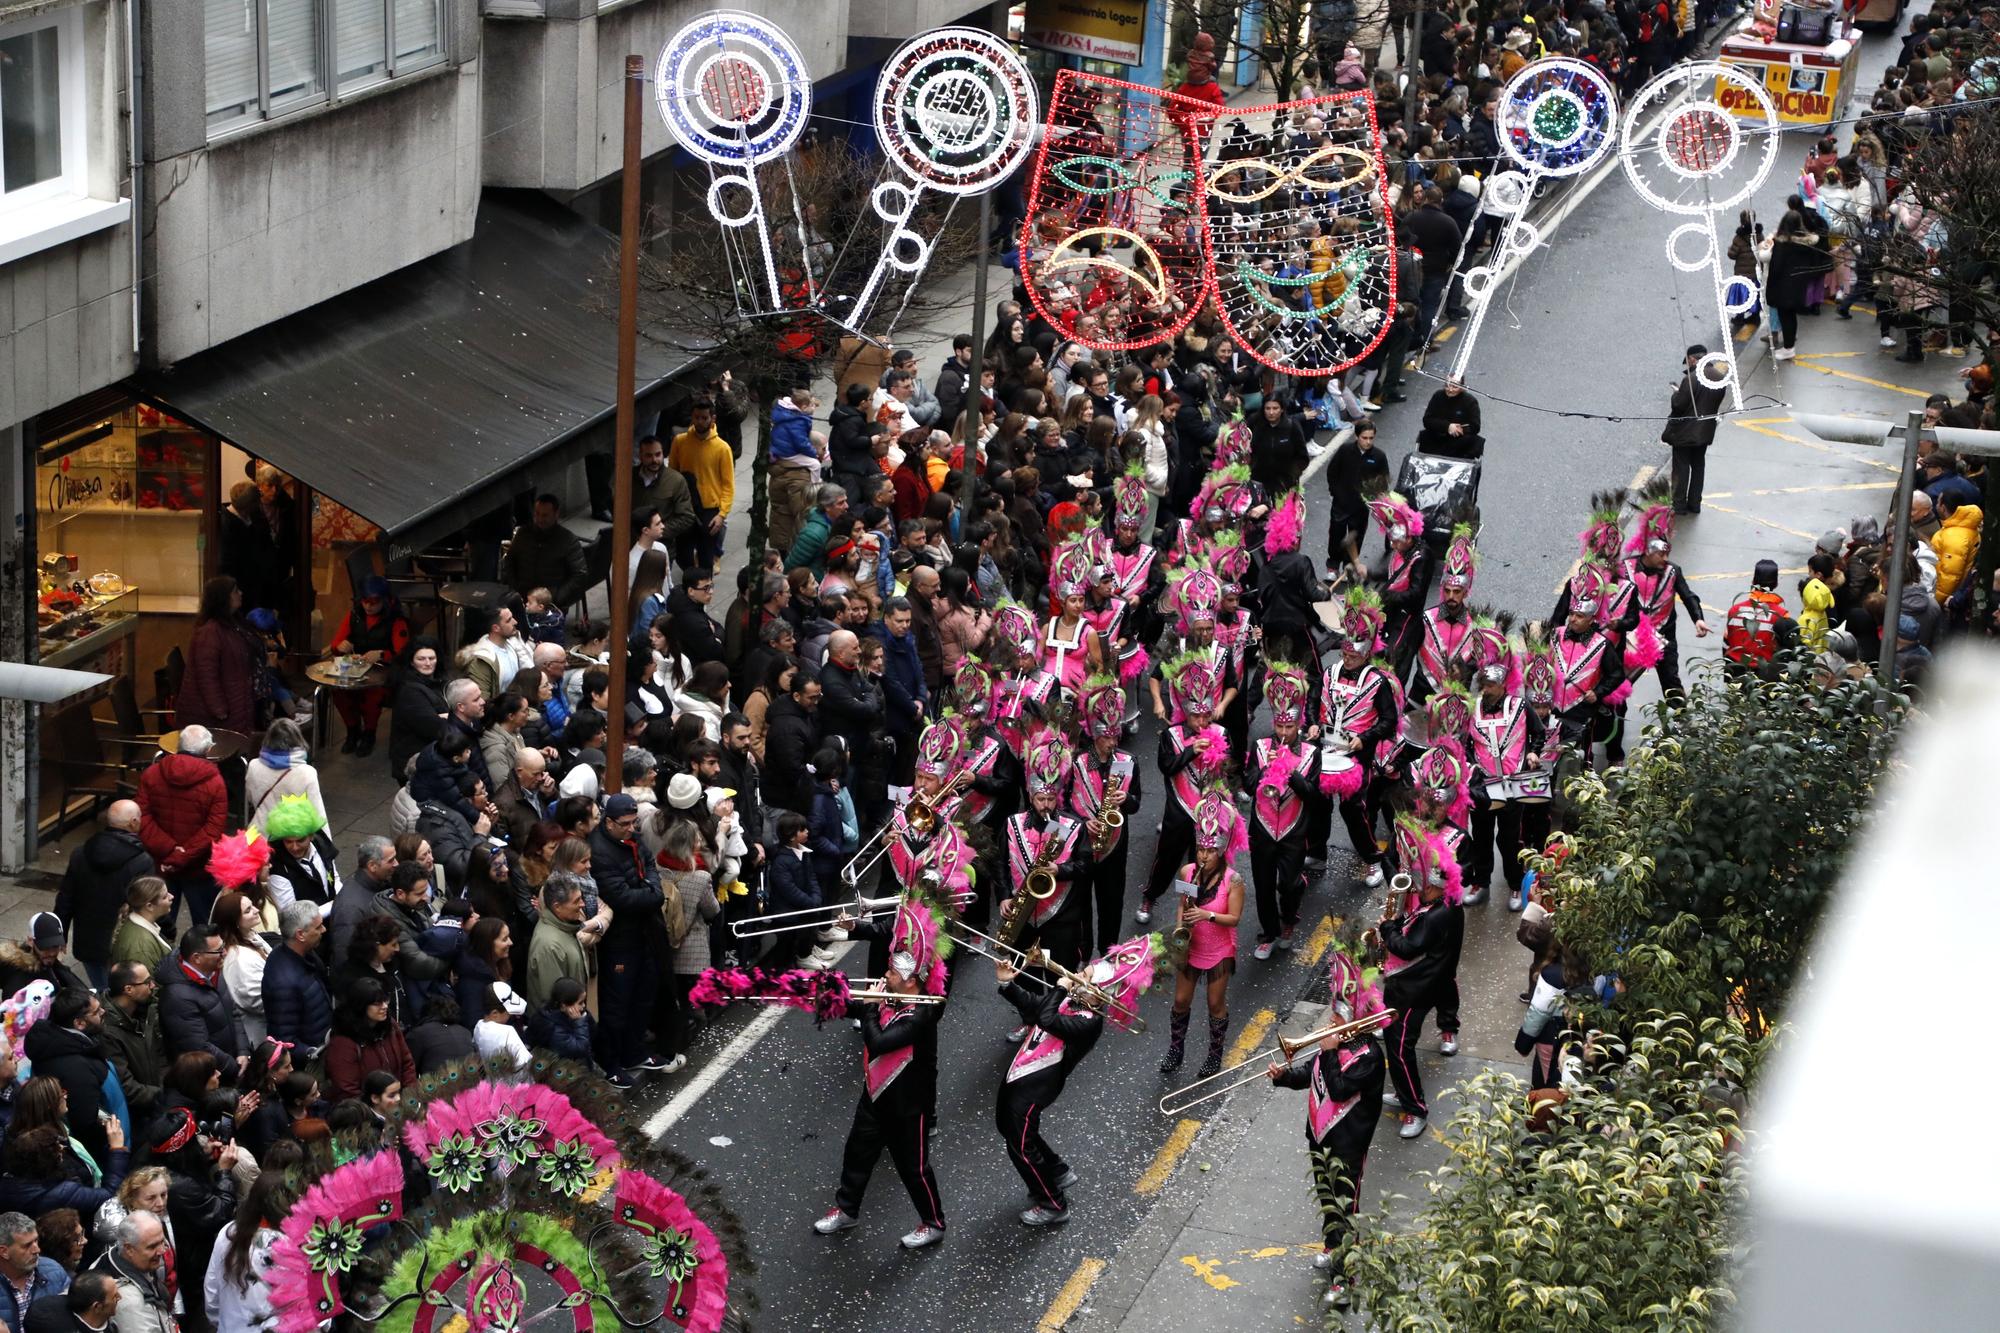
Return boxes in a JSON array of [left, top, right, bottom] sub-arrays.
[[36, 404, 210, 666]]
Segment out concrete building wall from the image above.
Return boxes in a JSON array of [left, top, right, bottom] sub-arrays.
[[481, 0, 851, 195], [845, 0, 983, 39], [141, 0, 484, 365]]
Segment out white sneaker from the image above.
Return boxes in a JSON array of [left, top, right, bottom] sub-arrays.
[[1439, 1031, 1458, 1056], [814, 1208, 859, 1234], [1508, 890, 1524, 912], [662, 1053, 688, 1074], [1005, 1024, 1029, 1044], [1055, 1168, 1079, 1191], [1303, 856, 1327, 871], [1398, 1115, 1428, 1140], [1252, 940, 1276, 961], [1773, 347, 1795, 361], [900, 1223, 946, 1249], [1364, 864, 1385, 889], [1313, 1248, 1335, 1271], [1880, 335, 1897, 348], [1277, 927, 1297, 951], [1381, 1090, 1404, 1112], [1020, 1205, 1070, 1227], [1133, 905, 1152, 925]]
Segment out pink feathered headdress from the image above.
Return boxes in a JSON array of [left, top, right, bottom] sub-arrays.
[[209, 828, 270, 890], [1088, 933, 1165, 1033], [1264, 489, 1304, 558], [268, 1151, 406, 1332], [614, 1170, 732, 1333]]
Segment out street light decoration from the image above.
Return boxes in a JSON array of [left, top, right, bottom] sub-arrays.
[[1449, 58, 1619, 383], [1619, 62, 1781, 410], [655, 10, 814, 318], [1020, 71, 1397, 377], [829, 27, 1039, 338]]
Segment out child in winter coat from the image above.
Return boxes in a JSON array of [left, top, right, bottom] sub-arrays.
[[525, 977, 598, 1067]]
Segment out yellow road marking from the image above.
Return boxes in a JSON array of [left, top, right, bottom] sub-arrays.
[[1228, 1008, 1277, 1065], [1727, 417, 1901, 472], [1431, 325, 1457, 345], [1181, 1254, 1241, 1292], [1135, 1118, 1204, 1196], [1629, 464, 1655, 490], [1038, 1258, 1107, 1330], [1735, 322, 1753, 343], [1790, 353, 1932, 398], [1700, 502, 1819, 542], [1687, 566, 1806, 584], [1298, 915, 1338, 966]]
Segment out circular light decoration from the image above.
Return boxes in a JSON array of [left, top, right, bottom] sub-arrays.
[[873, 27, 1038, 195], [1619, 62, 1778, 215], [654, 11, 810, 166], [1498, 58, 1617, 178]]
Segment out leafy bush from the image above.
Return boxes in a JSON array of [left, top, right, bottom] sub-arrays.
[[1527, 664, 1902, 1029], [1344, 1015, 1750, 1332]]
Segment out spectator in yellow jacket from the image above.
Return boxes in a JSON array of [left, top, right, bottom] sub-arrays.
[[1798, 553, 1835, 654], [670, 398, 735, 567], [1931, 497, 1982, 603]]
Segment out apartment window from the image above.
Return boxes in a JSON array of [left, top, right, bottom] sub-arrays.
[[0, 7, 85, 210], [206, 0, 448, 136]]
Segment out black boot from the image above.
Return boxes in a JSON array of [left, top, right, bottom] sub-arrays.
[[1159, 1010, 1190, 1074], [1197, 1014, 1230, 1078]]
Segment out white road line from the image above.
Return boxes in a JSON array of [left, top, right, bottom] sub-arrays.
[[643, 940, 857, 1139]]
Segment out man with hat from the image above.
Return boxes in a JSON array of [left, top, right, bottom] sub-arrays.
[[1001, 737, 1089, 1001], [1069, 677, 1143, 957], [0, 912, 91, 998], [1550, 566, 1626, 756], [1249, 664, 1322, 959], [992, 947, 1108, 1228], [265, 794, 341, 912], [589, 790, 671, 1089], [1722, 559, 1797, 678], [814, 908, 948, 1251], [1467, 657, 1546, 914], [1315, 590, 1399, 889], [1661, 344, 1726, 514], [1409, 522, 1476, 705]]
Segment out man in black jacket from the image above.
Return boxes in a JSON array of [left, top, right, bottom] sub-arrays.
[[22, 988, 116, 1170], [0, 913, 91, 1000], [1324, 421, 1390, 581], [590, 794, 671, 1088], [1377, 838, 1464, 1141], [1400, 185, 1464, 339], [813, 959, 947, 1250], [1416, 376, 1484, 457], [762, 669, 824, 816], [99, 962, 166, 1125], [1660, 344, 1727, 514], [994, 958, 1105, 1226], [934, 335, 975, 431], [829, 383, 885, 504], [1248, 397, 1314, 494], [819, 630, 884, 760], [666, 573, 727, 666], [156, 927, 247, 1079], [261, 905, 333, 1060], [55, 801, 152, 990]]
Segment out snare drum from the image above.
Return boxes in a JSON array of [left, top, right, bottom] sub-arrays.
[[1484, 774, 1523, 807], [1514, 771, 1554, 805], [1321, 738, 1357, 774]]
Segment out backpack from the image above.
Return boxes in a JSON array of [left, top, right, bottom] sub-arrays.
[[1723, 594, 1780, 665], [658, 867, 691, 949]]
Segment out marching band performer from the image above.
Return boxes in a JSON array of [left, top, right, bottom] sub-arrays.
[[989, 601, 1055, 761], [1622, 481, 1710, 702], [1106, 463, 1167, 649], [1467, 650, 1547, 913], [1408, 522, 1479, 705], [1316, 588, 1398, 890], [1266, 942, 1387, 1311], [1249, 662, 1322, 959], [1147, 567, 1238, 727], [1516, 627, 1564, 885], [1367, 493, 1433, 675], [1160, 789, 1247, 1078], [991, 950, 1110, 1227], [1171, 464, 1254, 567], [1377, 814, 1466, 1140], [1137, 651, 1231, 923], [814, 905, 949, 1250], [1070, 676, 1142, 956], [1550, 564, 1628, 763], [1000, 735, 1090, 1025], [1044, 541, 1108, 703], [1211, 535, 1262, 765], [1402, 750, 1473, 1054], [1554, 494, 1641, 763]]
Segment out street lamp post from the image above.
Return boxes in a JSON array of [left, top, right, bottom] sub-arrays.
[[1793, 410, 2000, 684]]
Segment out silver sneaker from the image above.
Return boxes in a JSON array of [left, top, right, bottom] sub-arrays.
[[1398, 1115, 1428, 1140], [1439, 1031, 1458, 1056], [1020, 1205, 1070, 1227], [1364, 864, 1385, 889], [1055, 1168, 1079, 1191], [899, 1223, 946, 1249], [1313, 1248, 1335, 1271], [1381, 1090, 1404, 1112], [1133, 905, 1152, 925], [814, 1209, 859, 1235]]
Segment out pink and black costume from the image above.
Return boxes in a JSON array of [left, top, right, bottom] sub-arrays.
[[995, 979, 1104, 1217], [1249, 664, 1322, 947], [1006, 736, 1089, 971], [1068, 677, 1143, 956], [1378, 817, 1466, 1123]]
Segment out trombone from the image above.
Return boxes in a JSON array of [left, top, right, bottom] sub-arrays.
[[1157, 1009, 1393, 1116], [841, 770, 973, 888], [946, 922, 1147, 1033], [730, 875, 971, 938]]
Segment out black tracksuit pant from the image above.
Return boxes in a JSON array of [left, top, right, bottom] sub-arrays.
[[996, 1073, 1072, 1210], [1250, 826, 1308, 940], [835, 1094, 945, 1229]]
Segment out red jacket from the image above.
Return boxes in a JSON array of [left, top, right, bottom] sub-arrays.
[[892, 462, 933, 524], [180, 619, 258, 733], [137, 753, 228, 874]]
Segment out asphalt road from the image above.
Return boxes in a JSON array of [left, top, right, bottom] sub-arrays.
[[633, 24, 1952, 1328]]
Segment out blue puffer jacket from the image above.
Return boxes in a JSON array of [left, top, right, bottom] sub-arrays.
[[261, 943, 334, 1053]]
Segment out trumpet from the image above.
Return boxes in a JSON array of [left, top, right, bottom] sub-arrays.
[[1158, 1009, 1394, 1116], [1171, 892, 1193, 951], [730, 880, 972, 938], [945, 922, 1145, 1033]]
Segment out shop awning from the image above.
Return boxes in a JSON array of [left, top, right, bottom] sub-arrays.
[[141, 192, 707, 552]]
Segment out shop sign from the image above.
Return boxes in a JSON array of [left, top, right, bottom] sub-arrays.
[[1022, 0, 1148, 66], [1715, 55, 1840, 125], [45, 464, 134, 514]]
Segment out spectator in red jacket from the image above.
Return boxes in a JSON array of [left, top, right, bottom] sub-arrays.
[[324, 975, 418, 1101], [179, 575, 259, 734], [891, 430, 936, 523], [137, 726, 229, 932]]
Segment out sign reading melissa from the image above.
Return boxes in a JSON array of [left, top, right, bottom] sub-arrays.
[[1022, 0, 1148, 66]]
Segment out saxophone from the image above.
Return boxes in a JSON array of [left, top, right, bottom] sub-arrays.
[[1091, 772, 1127, 857], [998, 824, 1066, 947]]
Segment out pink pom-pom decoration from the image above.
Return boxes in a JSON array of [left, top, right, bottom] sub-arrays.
[[615, 1170, 732, 1333], [1118, 646, 1150, 686], [1263, 490, 1304, 557], [1321, 760, 1366, 800], [1625, 613, 1664, 673]]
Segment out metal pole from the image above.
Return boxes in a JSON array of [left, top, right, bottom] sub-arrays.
[[1405, 0, 1422, 131], [1876, 406, 1925, 686], [961, 190, 991, 518], [605, 53, 644, 793]]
